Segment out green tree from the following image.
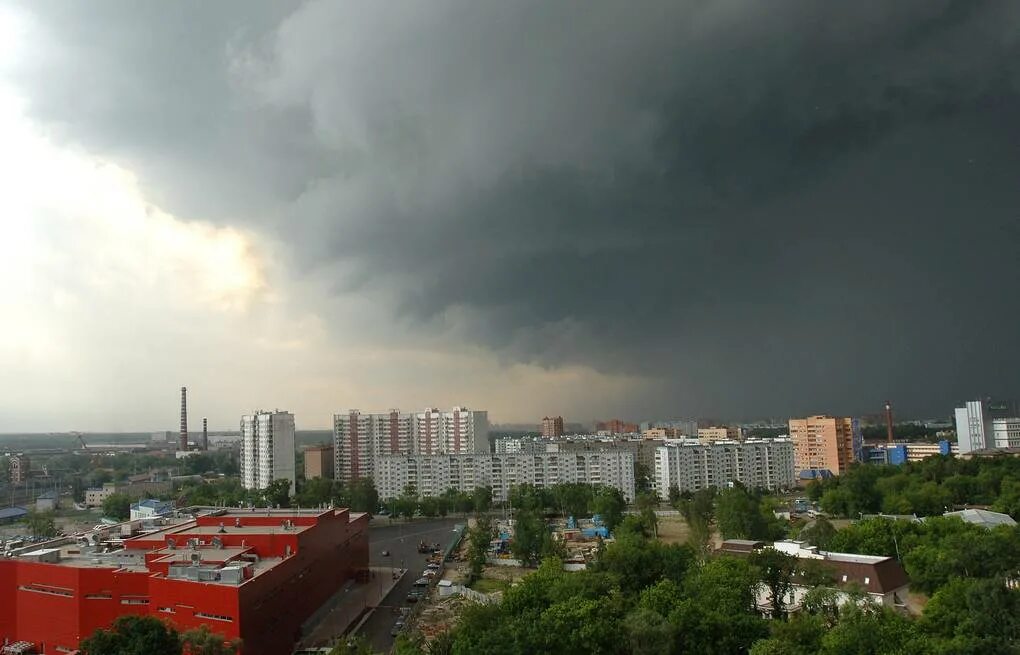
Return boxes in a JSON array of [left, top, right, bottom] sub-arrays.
[[80, 615, 182, 655], [678, 487, 716, 556], [635, 491, 660, 537], [716, 484, 768, 539], [467, 515, 493, 582], [510, 510, 556, 566], [667, 484, 682, 505], [296, 476, 335, 507], [592, 486, 626, 532], [750, 547, 797, 620], [922, 577, 1020, 650], [348, 477, 380, 513], [262, 479, 292, 508], [24, 510, 58, 537], [180, 625, 242, 655], [799, 517, 837, 549], [472, 486, 492, 514], [103, 492, 132, 521]]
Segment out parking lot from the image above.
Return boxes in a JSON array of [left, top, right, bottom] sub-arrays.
[[358, 518, 461, 652]]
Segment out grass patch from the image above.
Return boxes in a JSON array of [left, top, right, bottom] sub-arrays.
[[469, 577, 507, 594]]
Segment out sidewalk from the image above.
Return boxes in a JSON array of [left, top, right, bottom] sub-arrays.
[[299, 566, 402, 649]]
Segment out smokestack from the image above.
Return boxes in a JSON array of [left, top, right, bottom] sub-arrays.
[[202, 417, 208, 451], [179, 386, 189, 451], [884, 400, 894, 444]]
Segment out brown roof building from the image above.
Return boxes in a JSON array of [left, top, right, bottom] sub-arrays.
[[718, 539, 909, 612]]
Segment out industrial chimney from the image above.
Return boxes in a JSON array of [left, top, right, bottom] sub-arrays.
[[179, 386, 189, 451], [884, 400, 894, 444], [202, 417, 208, 451]]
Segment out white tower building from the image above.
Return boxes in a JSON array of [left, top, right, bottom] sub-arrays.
[[240, 410, 296, 495]]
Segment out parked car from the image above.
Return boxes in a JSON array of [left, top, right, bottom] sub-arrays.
[[391, 619, 405, 636], [406, 589, 425, 603]]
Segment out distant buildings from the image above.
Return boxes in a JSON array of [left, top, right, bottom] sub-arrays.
[[541, 416, 565, 438], [129, 498, 173, 520], [7, 453, 29, 484], [376, 450, 636, 502], [653, 439, 795, 498], [332, 407, 489, 484], [596, 419, 639, 434], [992, 417, 1020, 449], [863, 441, 956, 465], [697, 426, 742, 443], [954, 399, 1020, 453], [788, 416, 861, 478], [955, 400, 993, 453], [240, 410, 296, 494], [304, 445, 334, 480]]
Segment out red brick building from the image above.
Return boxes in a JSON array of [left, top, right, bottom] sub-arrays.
[[0, 508, 369, 655], [595, 419, 639, 434]]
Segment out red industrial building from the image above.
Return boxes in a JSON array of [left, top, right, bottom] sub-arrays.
[[0, 508, 369, 655]]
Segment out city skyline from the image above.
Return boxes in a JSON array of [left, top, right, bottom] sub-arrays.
[[2, 2, 1018, 432]]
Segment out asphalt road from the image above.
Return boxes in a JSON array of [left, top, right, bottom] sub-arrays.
[[359, 518, 462, 653]]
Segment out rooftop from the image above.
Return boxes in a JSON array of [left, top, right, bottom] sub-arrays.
[[944, 508, 1017, 528]]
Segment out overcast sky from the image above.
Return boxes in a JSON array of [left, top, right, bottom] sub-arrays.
[[1, 1, 1018, 432]]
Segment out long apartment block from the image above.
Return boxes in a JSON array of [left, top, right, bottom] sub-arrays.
[[333, 407, 489, 483], [653, 439, 795, 499], [375, 450, 637, 502]]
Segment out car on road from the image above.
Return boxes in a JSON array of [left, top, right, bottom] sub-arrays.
[[406, 589, 425, 603], [391, 619, 405, 636]]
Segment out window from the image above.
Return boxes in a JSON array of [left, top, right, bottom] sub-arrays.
[[841, 575, 847, 583], [19, 584, 73, 597], [195, 611, 234, 622], [864, 577, 870, 585]]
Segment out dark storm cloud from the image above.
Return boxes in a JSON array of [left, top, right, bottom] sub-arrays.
[[11, 0, 1020, 418]]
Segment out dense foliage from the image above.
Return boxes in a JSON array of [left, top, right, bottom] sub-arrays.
[[809, 455, 1020, 518], [826, 516, 1020, 595], [398, 521, 1020, 655], [80, 616, 240, 655]]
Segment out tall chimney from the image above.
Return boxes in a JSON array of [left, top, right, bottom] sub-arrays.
[[884, 400, 894, 444], [202, 417, 208, 451], [179, 386, 189, 451]]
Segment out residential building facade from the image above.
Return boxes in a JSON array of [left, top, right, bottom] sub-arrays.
[[240, 410, 296, 494], [375, 451, 636, 502], [992, 417, 1020, 449], [541, 416, 565, 438], [333, 407, 489, 484], [303, 445, 334, 480], [653, 439, 795, 498], [698, 426, 742, 443], [788, 416, 861, 478]]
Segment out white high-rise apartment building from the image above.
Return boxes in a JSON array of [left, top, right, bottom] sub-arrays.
[[240, 410, 296, 494], [375, 450, 636, 502], [653, 439, 795, 499], [333, 407, 489, 484], [954, 400, 993, 453]]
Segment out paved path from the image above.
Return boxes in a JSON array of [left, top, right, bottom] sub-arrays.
[[299, 566, 400, 649], [357, 519, 462, 653]]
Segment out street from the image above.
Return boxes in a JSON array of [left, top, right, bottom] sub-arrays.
[[358, 518, 462, 652]]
